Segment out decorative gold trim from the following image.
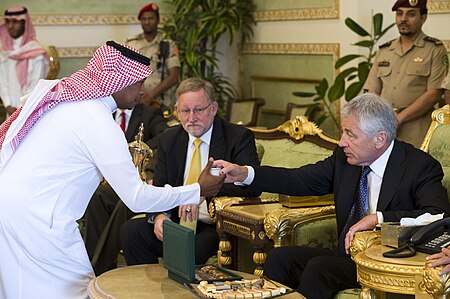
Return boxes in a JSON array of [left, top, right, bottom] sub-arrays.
[[209, 197, 243, 221], [7, 13, 169, 26], [242, 43, 340, 63], [254, 0, 339, 21], [350, 231, 381, 259], [420, 104, 450, 152], [420, 261, 450, 297], [223, 220, 252, 237], [251, 116, 339, 144], [429, 0, 450, 13], [58, 47, 97, 58]]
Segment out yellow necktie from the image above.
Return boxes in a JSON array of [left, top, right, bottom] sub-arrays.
[[180, 138, 203, 233]]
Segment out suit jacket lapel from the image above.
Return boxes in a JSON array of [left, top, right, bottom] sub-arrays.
[[173, 128, 189, 186], [209, 117, 225, 159], [377, 140, 406, 211], [126, 106, 143, 142], [338, 164, 360, 223]]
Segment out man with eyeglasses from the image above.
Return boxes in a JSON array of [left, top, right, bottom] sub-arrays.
[[120, 77, 261, 265]]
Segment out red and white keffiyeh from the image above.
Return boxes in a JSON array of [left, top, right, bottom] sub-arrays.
[[0, 6, 49, 89], [0, 41, 153, 162]]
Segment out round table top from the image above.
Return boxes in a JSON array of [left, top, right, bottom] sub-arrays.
[[88, 264, 305, 299], [364, 244, 428, 266]]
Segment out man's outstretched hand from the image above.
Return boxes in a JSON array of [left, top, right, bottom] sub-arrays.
[[198, 158, 225, 197]]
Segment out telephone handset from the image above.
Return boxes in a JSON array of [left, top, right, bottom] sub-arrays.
[[383, 217, 450, 258]]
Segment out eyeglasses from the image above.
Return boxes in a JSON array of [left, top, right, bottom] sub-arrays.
[[178, 104, 211, 117]]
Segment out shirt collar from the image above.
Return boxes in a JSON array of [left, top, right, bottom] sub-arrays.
[[368, 140, 394, 179], [117, 108, 133, 117], [188, 124, 213, 147]]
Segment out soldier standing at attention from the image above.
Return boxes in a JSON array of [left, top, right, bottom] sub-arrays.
[[126, 3, 180, 108], [364, 0, 448, 148]]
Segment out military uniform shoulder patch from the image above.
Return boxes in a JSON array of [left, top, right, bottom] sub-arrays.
[[424, 36, 443, 46], [379, 39, 394, 49], [443, 55, 449, 67]]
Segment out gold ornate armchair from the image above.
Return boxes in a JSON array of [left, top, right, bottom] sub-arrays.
[[210, 116, 340, 275]]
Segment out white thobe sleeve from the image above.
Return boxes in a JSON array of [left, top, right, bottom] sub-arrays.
[[83, 121, 201, 213]]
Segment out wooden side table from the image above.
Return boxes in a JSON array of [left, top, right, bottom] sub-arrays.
[[214, 199, 282, 276]]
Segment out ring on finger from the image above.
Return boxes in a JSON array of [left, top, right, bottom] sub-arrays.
[[186, 206, 192, 213]]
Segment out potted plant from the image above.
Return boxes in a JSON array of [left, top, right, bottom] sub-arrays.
[[293, 13, 395, 134], [162, 0, 256, 113]]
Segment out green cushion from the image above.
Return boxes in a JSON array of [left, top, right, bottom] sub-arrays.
[[292, 217, 338, 250], [428, 125, 450, 200], [256, 139, 332, 198]]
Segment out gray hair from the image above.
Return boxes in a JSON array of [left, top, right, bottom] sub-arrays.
[[341, 93, 397, 142], [176, 77, 216, 104]]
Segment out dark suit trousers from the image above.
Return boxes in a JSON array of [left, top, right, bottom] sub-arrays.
[[84, 184, 135, 275], [120, 217, 219, 265], [263, 246, 359, 298]]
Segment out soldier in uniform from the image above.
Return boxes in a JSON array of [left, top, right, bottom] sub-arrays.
[[125, 3, 180, 108], [364, 0, 448, 148]]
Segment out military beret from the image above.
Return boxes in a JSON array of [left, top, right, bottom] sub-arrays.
[[392, 0, 427, 11], [138, 3, 159, 19]]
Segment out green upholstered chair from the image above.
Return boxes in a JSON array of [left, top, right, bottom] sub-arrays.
[[421, 104, 450, 199]]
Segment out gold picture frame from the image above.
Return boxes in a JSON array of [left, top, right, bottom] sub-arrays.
[[254, 0, 339, 21]]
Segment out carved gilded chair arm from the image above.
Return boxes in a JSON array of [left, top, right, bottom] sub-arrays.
[[349, 230, 381, 259], [264, 205, 335, 247]]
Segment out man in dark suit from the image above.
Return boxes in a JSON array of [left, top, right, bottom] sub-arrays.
[[215, 93, 450, 298], [83, 103, 168, 273], [120, 78, 261, 265]]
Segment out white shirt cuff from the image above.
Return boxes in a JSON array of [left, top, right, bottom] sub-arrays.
[[234, 165, 255, 186], [376, 211, 384, 224]]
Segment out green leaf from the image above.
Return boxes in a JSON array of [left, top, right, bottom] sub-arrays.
[[335, 67, 357, 83], [373, 13, 383, 37], [345, 81, 365, 101], [353, 40, 374, 48], [335, 54, 362, 68], [316, 79, 329, 98], [292, 91, 316, 97], [328, 79, 345, 102], [345, 18, 370, 37]]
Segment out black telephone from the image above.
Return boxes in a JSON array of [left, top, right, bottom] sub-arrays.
[[383, 217, 450, 258]]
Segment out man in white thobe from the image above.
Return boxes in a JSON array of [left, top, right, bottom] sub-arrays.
[[0, 6, 49, 116], [0, 41, 223, 299]]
